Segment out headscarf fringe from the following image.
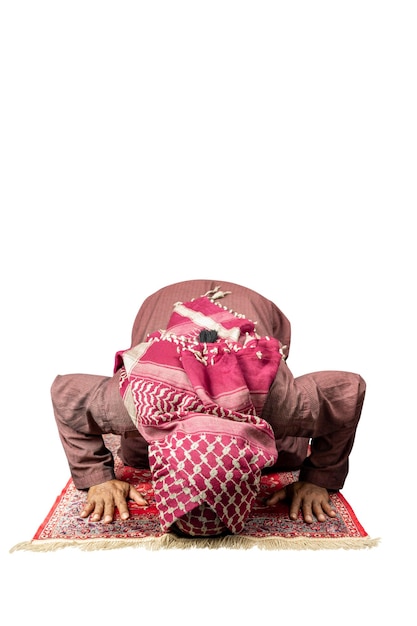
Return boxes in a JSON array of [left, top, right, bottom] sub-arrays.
[[202, 287, 232, 300]]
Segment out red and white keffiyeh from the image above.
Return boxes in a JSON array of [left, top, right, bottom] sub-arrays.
[[116, 287, 282, 536]]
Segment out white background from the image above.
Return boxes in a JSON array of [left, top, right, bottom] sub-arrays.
[[1, 2, 415, 624]]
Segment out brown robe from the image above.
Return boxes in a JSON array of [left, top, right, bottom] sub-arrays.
[[51, 279, 365, 491]]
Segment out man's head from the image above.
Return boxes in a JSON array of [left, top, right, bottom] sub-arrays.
[[148, 414, 277, 537]]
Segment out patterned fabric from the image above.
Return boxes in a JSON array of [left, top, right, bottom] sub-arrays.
[[11, 443, 377, 551], [117, 288, 282, 536]]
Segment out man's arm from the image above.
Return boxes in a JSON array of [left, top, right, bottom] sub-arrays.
[[51, 373, 119, 489], [51, 372, 148, 521]]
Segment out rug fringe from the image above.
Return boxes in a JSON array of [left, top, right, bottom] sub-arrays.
[[10, 534, 381, 553]]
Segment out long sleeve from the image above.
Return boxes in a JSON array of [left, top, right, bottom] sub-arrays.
[[51, 371, 135, 489], [262, 362, 366, 490], [52, 280, 365, 493]]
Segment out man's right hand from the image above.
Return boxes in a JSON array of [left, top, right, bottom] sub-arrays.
[[80, 479, 148, 523]]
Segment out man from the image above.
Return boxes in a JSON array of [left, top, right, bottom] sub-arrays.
[[51, 279, 365, 535]]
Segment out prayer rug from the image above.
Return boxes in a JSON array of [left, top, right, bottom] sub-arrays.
[[10, 436, 379, 552]]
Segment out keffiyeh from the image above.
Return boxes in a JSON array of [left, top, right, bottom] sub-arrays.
[[116, 287, 282, 536]]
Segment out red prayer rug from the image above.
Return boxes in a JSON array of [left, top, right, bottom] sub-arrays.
[[10, 436, 379, 552]]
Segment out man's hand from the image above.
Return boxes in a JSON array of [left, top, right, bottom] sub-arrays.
[[267, 480, 336, 524], [80, 479, 148, 523]]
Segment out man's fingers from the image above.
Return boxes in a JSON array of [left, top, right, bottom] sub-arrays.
[[297, 494, 337, 524], [112, 486, 147, 520], [80, 493, 107, 521], [113, 486, 148, 521], [300, 502, 313, 523], [113, 493, 130, 521], [80, 501, 94, 518], [81, 482, 148, 524], [102, 501, 116, 523], [90, 503, 105, 522], [312, 501, 326, 522], [269, 481, 338, 524], [289, 493, 304, 521], [129, 485, 148, 506], [266, 487, 287, 506], [316, 498, 337, 519]]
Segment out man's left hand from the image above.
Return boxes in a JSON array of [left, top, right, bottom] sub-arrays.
[[267, 480, 337, 524]]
